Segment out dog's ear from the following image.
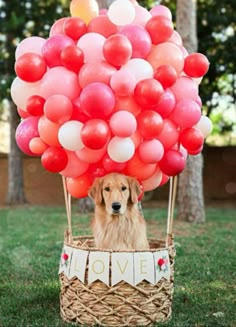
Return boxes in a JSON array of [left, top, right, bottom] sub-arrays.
[[88, 178, 103, 204], [128, 177, 142, 204]]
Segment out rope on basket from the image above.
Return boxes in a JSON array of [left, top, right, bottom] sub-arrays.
[[166, 176, 178, 247], [62, 176, 73, 244]]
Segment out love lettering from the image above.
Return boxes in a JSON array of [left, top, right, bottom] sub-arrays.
[[59, 247, 170, 286]]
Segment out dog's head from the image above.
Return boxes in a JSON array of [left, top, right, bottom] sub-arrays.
[[88, 173, 142, 215]]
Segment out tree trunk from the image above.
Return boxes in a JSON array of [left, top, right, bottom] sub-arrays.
[[176, 0, 205, 223], [6, 101, 27, 205]]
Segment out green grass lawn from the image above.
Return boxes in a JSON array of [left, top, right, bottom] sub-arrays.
[[0, 205, 235, 327]]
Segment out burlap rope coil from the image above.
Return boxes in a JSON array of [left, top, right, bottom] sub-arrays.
[[60, 177, 177, 326]]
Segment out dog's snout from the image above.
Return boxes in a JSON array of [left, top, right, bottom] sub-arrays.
[[112, 202, 121, 212]]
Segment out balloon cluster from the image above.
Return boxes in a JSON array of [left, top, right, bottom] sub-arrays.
[[12, 0, 212, 198]]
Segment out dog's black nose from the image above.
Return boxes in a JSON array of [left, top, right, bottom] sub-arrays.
[[112, 202, 121, 212]]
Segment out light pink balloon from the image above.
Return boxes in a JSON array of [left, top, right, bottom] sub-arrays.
[[133, 5, 151, 27], [109, 111, 137, 137], [40, 67, 80, 100], [76, 146, 107, 163], [60, 151, 89, 178], [77, 32, 106, 63], [141, 167, 163, 192], [150, 5, 172, 20], [49, 17, 68, 37], [110, 70, 136, 96], [170, 76, 199, 102], [147, 42, 184, 75], [15, 36, 46, 60], [168, 30, 183, 46], [138, 139, 164, 164], [170, 99, 201, 129]]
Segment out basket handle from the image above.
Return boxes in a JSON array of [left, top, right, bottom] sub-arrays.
[[62, 176, 73, 244], [166, 176, 178, 247]]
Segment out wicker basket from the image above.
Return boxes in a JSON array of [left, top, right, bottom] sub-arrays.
[[59, 177, 177, 326]]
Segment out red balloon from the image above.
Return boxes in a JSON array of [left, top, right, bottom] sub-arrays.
[[145, 15, 174, 44], [134, 78, 164, 108], [66, 173, 92, 198], [103, 154, 127, 172], [63, 17, 87, 41], [42, 35, 75, 68], [15, 53, 47, 82], [71, 98, 90, 123], [159, 149, 186, 176], [157, 119, 179, 150], [103, 34, 132, 67], [188, 145, 203, 156], [17, 107, 30, 119], [137, 110, 163, 139], [41, 147, 68, 173], [154, 64, 177, 88], [60, 45, 84, 73], [153, 89, 175, 118], [159, 173, 169, 187], [179, 128, 204, 152], [87, 15, 118, 38], [184, 53, 209, 78], [81, 119, 110, 149], [26, 95, 45, 116], [80, 82, 115, 119]]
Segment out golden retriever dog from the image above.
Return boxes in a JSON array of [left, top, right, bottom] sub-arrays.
[[88, 173, 149, 251]]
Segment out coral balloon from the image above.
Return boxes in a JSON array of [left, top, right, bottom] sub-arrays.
[[109, 111, 137, 137], [44, 94, 73, 124], [15, 53, 47, 82], [66, 173, 92, 198], [154, 64, 177, 88], [81, 119, 110, 149], [137, 110, 163, 139], [38, 116, 61, 147], [120, 24, 152, 58], [60, 151, 89, 178], [88, 15, 118, 38], [107, 0, 135, 26], [141, 167, 162, 192], [60, 45, 84, 73], [26, 95, 45, 116], [114, 96, 141, 116], [124, 152, 156, 181], [58, 120, 84, 151], [179, 128, 204, 152], [29, 137, 48, 155], [147, 42, 184, 75], [184, 53, 209, 78], [80, 82, 115, 119], [107, 137, 135, 163], [15, 116, 39, 156], [79, 62, 116, 88], [157, 119, 179, 150], [170, 99, 201, 129], [63, 17, 87, 41], [153, 89, 176, 118], [76, 146, 106, 163], [138, 139, 164, 164], [146, 15, 174, 45], [41, 147, 68, 173], [103, 34, 132, 67], [70, 0, 99, 24], [159, 149, 186, 176], [134, 78, 164, 108], [42, 35, 75, 68]]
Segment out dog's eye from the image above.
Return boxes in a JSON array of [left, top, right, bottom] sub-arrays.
[[104, 187, 110, 192], [121, 186, 127, 191]]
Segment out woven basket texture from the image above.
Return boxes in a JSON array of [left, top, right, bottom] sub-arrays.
[[60, 237, 175, 326]]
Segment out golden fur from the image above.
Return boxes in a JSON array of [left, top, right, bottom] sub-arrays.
[[88, 173, 149, 251]]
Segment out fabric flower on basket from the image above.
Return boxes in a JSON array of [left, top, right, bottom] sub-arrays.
[[157, 256, 169, 273], [61, 252, 69, 267]]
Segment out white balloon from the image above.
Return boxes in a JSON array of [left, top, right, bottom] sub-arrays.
[[15, 36, 46, 60], [121, 58, 153, 83], [58, 121, 84, 151], [77, 33, 106, 63], [141, 167, 162, 191], [107, 0, 135, 26], [10, 77, 41, 110], [195, 115, 213, 138], [107, 137, 135, 163]]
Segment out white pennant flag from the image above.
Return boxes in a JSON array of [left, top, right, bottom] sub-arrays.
[[88, 251, 110, 286], [154, 250, 171, 283], [69, 248, 88, 282], [134, 252, 155, 285], [58, 245, 73, 276], [111, 252, 134, 286]]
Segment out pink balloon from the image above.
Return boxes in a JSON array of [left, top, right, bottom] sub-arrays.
[[15, 117, 39, 156], [109, 111, 137, 137], [150, 5, 172, 20], [77, 32, 106, 63], [170, 99, 201, 129], [168, 30, 183, 46], [49, 17, 68, 37], [15, 36, 46, 60], [157, 119, 179, 150], [44, 95, 73, 124], [120, 24, 152, 59], [141, 167, 163, 192], [42, 35, 75, 67], [40, 67, 80, 100], [133, 5, 151, 27], [110, 70, 136, 96], [114, 96, 141, 117], [76, 146, 106, 163], [147, 42, 184, 75], [79, 62, 116, 89], [154, 89, 176, 118], [170, 76, 199, 102], [138, 139, 164, 164], [60, 151, 89, 178]]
